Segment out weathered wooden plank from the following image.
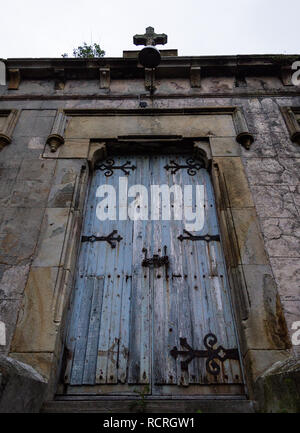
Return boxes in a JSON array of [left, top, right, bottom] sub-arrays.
[[128, 156, 151, 386], [117, 221, 133, 384], [82, 276, 105, 384], [95, 226, 117, 384], [70, 276, 95, 384]]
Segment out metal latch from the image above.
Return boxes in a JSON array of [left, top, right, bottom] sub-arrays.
[[142, 246, 169, 268]]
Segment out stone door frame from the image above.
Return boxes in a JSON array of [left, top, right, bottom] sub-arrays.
[[9, 107, 291, 402]]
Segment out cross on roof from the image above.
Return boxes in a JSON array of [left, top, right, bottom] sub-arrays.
[[133, 26, 168, 47]]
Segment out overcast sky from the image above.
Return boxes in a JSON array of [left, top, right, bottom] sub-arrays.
[[1, 0, 299, 58]]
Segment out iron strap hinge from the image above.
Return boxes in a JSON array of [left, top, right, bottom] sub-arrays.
[[164, 158, 204, 176], [178, 230, 220, 243], [81, 230, 123, 248], [170, 334, 239, 377], [95, 159, 136, 177]]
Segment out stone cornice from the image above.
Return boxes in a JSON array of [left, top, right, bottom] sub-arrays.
[[1, 89, 300, 101], [2, 54, 299, 81]]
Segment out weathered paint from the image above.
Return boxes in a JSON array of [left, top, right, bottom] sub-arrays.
[[65, 154, 243, 395]]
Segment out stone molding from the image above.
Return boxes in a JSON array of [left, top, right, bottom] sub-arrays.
[[281, 106, 300, 145], [43, 107, 254, 156], [0, 109, 20, 151], [4, 55, 299, 83], [46, 109, 66, 152]]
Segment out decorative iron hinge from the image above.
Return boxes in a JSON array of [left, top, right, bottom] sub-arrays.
[[170, 334, 239, 376], [95, 159, 136, 176], [81, 230, 123, 248], [142, 246, 169, 268], [178, 230, 220, 243], [164, 158, 204, 176]]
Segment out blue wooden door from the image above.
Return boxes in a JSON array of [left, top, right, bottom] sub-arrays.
[[63, 154, 244, 396]]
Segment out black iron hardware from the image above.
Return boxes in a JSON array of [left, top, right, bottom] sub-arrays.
[[81, 230, 123, 248], [170, 334, 239, 376], [178, 230, 220, 243], [95, 159, 136, 177], [164, 158, 204, 176], [142, 246, 169, 268]]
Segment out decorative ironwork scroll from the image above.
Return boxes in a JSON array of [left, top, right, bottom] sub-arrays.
[[95, 159, 136, 177], [164, 158, 204, 176], [170, 334, 239, 376], [81, 230, 123, 248], [178, 230, 220, 243]]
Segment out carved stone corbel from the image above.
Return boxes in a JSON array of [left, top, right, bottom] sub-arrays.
[[99, 67, 110, 89], [235, 70, 247, 88], [190, 66, 201, 88], [281, 106, 300, 144], [46, 109, 66, 152], [280, 66, 292, 86], [8, 69, 20, 90], [54, 68, 66, 90], [0, 109, 20, 151], [233, 108, 254, 150]]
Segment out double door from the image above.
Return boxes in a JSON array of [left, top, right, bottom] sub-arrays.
[[63, 154, 244, 396]]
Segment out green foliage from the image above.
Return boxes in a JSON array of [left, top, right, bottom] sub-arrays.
[[62, 42, 105, 58], [129, 385, 150, 413]]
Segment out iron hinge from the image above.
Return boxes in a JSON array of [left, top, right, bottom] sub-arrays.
[[81, 230, 123, 248]]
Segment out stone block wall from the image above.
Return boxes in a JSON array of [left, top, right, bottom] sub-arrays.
[[0, 64, 299, 410]]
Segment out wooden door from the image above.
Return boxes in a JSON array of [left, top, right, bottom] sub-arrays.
[[63, 154, 244, 396]]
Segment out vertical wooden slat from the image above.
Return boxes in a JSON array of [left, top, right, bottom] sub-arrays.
[[70, 276, 94, 385], [128, 156, 151, 385], [82, 276, 105, 384]]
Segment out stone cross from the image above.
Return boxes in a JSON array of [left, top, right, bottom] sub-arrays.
[[133, 26, 167, 47]]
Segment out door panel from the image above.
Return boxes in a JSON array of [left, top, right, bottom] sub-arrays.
[[63, 154, 244, 395]]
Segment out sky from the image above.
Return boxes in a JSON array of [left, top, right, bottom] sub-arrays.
[[0, 0, 299, 58]]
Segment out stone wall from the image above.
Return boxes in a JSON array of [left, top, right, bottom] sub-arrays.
[[0, 67, 299, 410]]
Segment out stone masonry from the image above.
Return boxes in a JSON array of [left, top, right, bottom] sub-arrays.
[[0, 53, 299, 412]]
